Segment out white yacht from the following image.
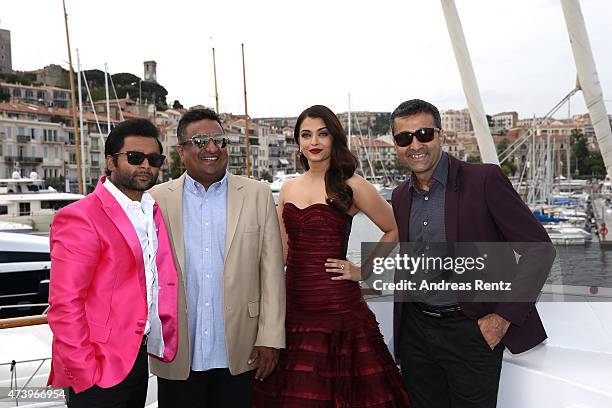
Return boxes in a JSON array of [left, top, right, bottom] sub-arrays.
[[544, 224, 592, 245], [0, 232, 50, 319], [0, 172, 83, 233]]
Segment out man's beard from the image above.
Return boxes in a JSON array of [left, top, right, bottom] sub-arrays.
[[118, 171, 157, 192]]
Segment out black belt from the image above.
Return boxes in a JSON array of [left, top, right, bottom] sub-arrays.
[[413, 302, 463, 318]]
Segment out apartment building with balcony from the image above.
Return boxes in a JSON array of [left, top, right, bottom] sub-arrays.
[[0, 83, 71, 109], [491, 111, 518, 131], [0, 100, 122, 191], [228, 119, 261, 178], [0, 117, 65, 180], [441, 109, 473, 133]]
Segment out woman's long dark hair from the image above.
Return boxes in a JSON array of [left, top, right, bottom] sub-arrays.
[[294, 105, 358, 213]]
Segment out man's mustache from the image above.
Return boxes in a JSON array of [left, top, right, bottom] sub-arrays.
[[406, 149, 428, 155]]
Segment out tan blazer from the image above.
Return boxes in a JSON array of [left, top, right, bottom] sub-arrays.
[[148, 173, 285, 380]]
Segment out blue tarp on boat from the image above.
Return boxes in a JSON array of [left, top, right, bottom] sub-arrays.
[[533, 211, 568, 223]]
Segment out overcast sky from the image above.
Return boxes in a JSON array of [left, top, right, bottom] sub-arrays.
[[2, 0, 612, 119]]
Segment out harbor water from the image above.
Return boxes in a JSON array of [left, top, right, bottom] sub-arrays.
[[347, 212, 612, 290]]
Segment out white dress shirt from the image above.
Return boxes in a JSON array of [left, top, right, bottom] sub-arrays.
[[103, 178, 164, 357]]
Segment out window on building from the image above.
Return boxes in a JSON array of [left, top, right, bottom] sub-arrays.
[[37, 91, 45, 100], [69, 152, 77, 164], [19, 202, 31, 216], [54, 147, 59, 159], [25, 90, 33, 98], [44, 147, 48, 158], [43, 129, 57, 142], [53, 91, 68, 100], [13, 89, 21, 97], [30, 128, 36, 139], [18, 127, 25, 136]]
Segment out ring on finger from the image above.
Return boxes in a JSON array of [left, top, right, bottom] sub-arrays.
[[340, 263, 345, 270]]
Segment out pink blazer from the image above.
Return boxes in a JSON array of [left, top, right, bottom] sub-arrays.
[[47, 177, 178, 393]]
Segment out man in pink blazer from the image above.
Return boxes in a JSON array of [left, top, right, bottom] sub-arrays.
[[47, 119, 178, 408]]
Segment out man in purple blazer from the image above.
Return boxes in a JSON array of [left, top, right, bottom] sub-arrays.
[[390, 99, 554, 408]]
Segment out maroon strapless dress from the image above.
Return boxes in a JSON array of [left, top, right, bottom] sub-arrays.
[[253, 203, 409, 407]]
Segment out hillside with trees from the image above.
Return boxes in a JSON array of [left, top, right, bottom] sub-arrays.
[[0, 67, 169, 110]]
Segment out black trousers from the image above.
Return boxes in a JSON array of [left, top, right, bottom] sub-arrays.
[[399, 303, 504, 408], [67, 344, 148, 408], [157, 368, 255, 408]]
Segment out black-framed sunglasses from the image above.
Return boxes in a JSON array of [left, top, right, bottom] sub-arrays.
[[179, 134, 229, 149], [393, 127, 441, 147], [112, 151, 166, 167]]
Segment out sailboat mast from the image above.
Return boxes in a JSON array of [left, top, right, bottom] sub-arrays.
[[241, 43, 251, 178], [77, 49, 87, 189], [62, 0, 84, 195], [104, 63, 111, 132], [348, 93, 352, 150], [212, 47, 220, 114]]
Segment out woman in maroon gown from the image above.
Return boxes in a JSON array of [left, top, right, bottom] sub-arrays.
[[253, 105, 409, 407]]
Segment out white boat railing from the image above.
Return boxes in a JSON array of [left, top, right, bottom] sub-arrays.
[[0, 357, 51, 398], [0, 303, 56, 407]]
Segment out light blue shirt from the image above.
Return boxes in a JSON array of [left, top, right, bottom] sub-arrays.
[[183, 172, 228, 371]]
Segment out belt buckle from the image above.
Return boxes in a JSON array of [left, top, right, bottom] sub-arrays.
[[141, 334, 148, 346]]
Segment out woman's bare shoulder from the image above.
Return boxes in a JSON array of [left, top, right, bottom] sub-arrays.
[[346, 173, 369, 190]]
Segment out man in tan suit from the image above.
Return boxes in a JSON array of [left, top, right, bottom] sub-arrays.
[[149, 108, 285, 407]]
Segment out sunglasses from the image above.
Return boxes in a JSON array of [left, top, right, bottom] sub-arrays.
[[393, 127, 441, 147], [180, 134, 229, 149], [113, 151, 166, 167]]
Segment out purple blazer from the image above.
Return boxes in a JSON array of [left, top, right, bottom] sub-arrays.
[[391, 155, 553, 355]]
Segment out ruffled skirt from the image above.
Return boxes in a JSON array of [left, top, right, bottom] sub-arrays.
[[253, 304, 409, 407]]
